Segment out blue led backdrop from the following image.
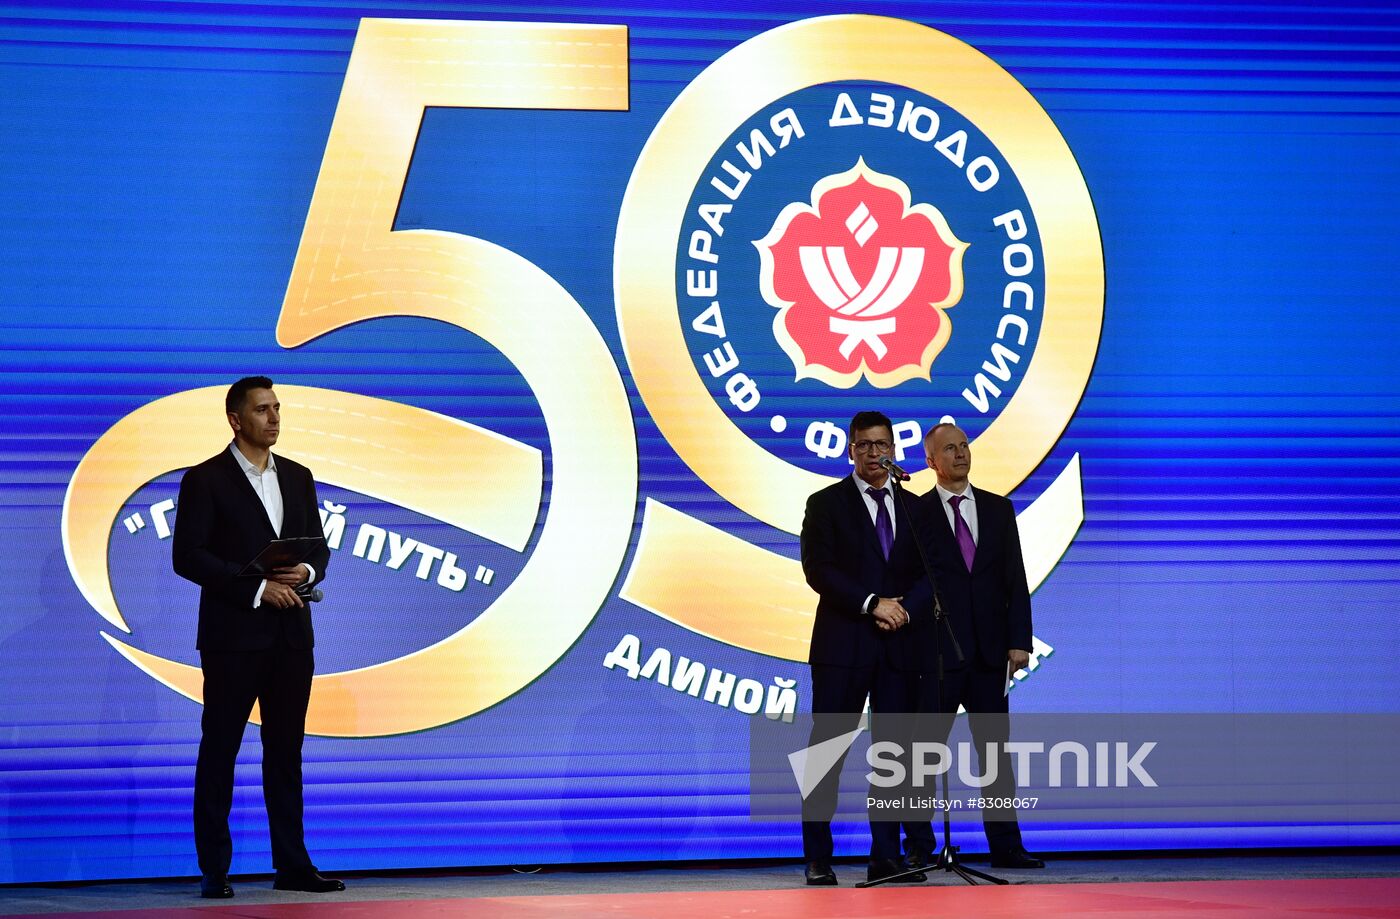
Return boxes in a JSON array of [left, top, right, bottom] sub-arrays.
[[1, 0, 1398, 883]]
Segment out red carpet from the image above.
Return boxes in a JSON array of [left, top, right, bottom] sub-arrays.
[[22, 877, 1400, 919]]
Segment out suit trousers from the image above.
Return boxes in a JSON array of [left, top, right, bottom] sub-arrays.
[[902, 662, 1025, 856], [802, 661, 919, 863], [194, 642, 315, 877]]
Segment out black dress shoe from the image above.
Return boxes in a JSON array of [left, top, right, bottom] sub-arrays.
[[199, 875, 233, 899], [867, 857, 926, 883], [903, 845, 933, 871], [804, 861, 837, 886], [989, 847, 1045, 869], [273, 870, 347, 892]]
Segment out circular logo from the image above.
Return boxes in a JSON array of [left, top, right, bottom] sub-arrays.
[[675, 83, 1047, 475], [617, 15, 1102, 530]]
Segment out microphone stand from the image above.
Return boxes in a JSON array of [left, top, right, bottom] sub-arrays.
[[857, 468, 1006, 888]]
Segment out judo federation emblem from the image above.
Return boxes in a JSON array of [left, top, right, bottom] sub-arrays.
[[668, 79, 1060, 467], [755, 159, 967, 388]]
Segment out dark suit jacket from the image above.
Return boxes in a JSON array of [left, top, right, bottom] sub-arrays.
[[918, 486, 1033, 670], [800, 475, 937, 671], [172, 447, 329, 652]]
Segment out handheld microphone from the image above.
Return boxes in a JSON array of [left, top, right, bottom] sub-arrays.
[[295, 585, 324, 603], [877, 455, 912, 482]]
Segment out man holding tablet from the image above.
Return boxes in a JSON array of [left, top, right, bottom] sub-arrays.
[[172, 376, 342, 898]]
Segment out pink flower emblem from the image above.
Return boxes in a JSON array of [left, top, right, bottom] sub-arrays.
[[755, 160, 967, 388]]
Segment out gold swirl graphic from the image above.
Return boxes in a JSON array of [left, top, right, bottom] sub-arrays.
[[64, 386, 540, 634]]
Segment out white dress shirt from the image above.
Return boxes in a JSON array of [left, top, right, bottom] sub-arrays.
[[231, 441, 283, 533], [230, 442, 314, 608]]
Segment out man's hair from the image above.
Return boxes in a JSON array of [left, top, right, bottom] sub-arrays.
[[849, 410, 893, 441], [226, 376, 275, 415], [924, 421, 966, 449]]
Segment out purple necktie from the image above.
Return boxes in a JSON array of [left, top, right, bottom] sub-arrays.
[[949, 494, 976, 571], [867, 486, 893, 560]]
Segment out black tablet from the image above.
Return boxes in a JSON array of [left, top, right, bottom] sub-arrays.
[[237, 536, 325, 578]]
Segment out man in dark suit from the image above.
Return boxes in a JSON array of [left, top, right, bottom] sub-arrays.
[[799, 410, 938, 886], [902, 422, 1043, 870], [172, 376, 345, 898]]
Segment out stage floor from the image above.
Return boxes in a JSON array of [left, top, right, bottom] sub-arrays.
[[3, 853, 1398, 918]]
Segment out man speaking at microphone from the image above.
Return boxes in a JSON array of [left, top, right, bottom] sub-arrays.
[[172, 376, 343, 898], [799, 410, 935, 886]]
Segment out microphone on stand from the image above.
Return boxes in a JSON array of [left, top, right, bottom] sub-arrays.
[[877, 455, 912, 482]]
